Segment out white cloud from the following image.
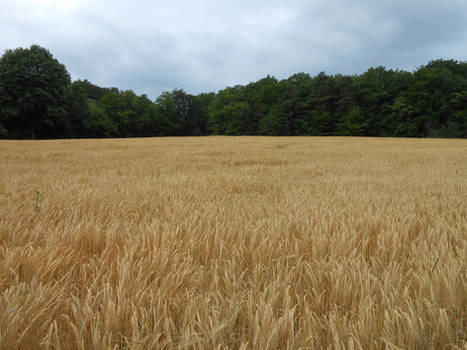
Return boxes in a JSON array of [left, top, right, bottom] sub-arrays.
[[1, 0, 466, 97]]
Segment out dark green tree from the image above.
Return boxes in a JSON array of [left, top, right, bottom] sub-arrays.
[[336, 106, 368, 135], [64, 81, 90, 137], [83, 99, 118, 137], [223, 101, 254, 135], [0, 45, 71, 138], [278, 73, 313, 135], [155, 89, 203, 135], [407, 60, 466, 137], [192, 93, 215, 135], [388, 96, 418, 136], [208, 86, 243, 134], [258, 105, 283, 135], [354, 67, 395, 136], [72, 79, 117, 101], [243, 76, 283, 133], [307, 72, 340, 135]]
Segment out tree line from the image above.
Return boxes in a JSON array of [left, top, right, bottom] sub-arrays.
[[0, 45, 466, 139]]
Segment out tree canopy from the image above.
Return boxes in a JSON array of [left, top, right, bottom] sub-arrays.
[[0, 45, 465, 139], [0, 45, 71, 138]]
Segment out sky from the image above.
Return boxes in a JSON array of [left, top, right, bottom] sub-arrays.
[[1, 0, 467, 98]]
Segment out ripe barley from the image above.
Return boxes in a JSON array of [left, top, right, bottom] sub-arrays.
[[0, 136, 465, 349]]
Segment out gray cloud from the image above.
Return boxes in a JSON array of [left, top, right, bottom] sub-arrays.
[[1, 0, 466, 98]]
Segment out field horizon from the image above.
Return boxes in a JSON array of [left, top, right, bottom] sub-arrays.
[[0, 136, 466, 349]]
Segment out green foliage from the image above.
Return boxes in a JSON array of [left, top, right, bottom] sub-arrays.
[[83, 99, 118, 137], [0, 122, 8, 137], [73, 79, 117, 101], [336, 106, 368, 136], [155, 89, 203, 136], [0, 45, 465, 139], [0, 45, 71, 138], [34, 190, 41, 212], [192, 93, 215, 135], [64, 81, 90, 137], [208, 87, 242, 134], [224, 101, 254, 135], [258, 106, 282, 136], [388, 96, 418, 137]]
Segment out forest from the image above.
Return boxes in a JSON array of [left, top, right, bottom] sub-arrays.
[[0, 45, 466, 139]]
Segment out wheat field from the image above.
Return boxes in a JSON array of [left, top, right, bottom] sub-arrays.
[[0, 136, 466, 349]]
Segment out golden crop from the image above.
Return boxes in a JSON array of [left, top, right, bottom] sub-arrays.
[[0, 136, 466, 349]]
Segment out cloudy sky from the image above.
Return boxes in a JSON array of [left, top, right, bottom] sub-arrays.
[[1, 0, 466, 98]]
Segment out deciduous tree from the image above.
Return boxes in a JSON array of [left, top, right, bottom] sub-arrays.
[[0, 45, 71, 138]]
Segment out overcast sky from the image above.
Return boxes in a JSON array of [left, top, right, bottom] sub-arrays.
[[1, 0, 466, 98]]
